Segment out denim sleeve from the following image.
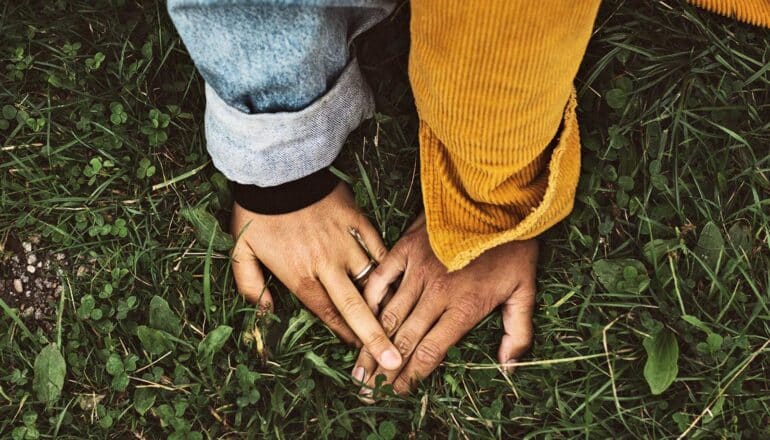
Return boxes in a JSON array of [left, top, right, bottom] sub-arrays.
[[167, 0, 394, 187]]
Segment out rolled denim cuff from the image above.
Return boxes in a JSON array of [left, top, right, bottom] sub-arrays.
[[204, 58, 374, 187]]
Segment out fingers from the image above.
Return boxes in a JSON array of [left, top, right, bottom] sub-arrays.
[[498, 285, 536, 373], [350, 271, 422, 396], [392, 308, 477, 394], [352, 347, 377, 388], [231, 246, 274, 311], [319, 269, 403, 370], [378, 269, 424, 337], [347, 244, 375, 285], [361, 290, 445, 393], [363, 245, 408, 314], [295, 278, 358, 345]]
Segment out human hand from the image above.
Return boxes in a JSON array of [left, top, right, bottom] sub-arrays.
[[352, 214, 537, 395], [231, 182, 403, 370]]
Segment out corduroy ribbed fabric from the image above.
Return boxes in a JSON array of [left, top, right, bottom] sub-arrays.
[[410, 0, 769, 271], [688, 0, 770, 27], [410, 1, 601, 270]]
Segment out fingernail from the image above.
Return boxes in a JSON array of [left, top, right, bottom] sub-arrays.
[[503, 358, 517, 375], [379, 349, 402, 370], [352, 366, 366, 383]]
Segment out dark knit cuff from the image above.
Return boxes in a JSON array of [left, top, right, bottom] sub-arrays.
[[233, 168, 339, 215]]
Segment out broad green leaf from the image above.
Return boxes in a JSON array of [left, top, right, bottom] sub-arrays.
[[149, 296, 182, 336], [134, 388, 156, 415], [304, 352, 346, 386], [33, 343, 66, 406], [197, 325, 233, 366], [111, 372, 129, 391], [592, 259, 650, 294], [643, 328, 679, 395], [379, 421, 397, 440], [105, 354, 124, 375], [695, 221, 724, 272], [180, 204, 233, 251], [98, 414, 113, 429], [706, 333, 723, 351], [617, 175, 634, 191], [606, 88, 628, 109], [615, 76, 634, 92], [2, 104, 17, 120], [136, 325, 175, 355], [727, 223, 751, 256], [673, 412, 690, 431]]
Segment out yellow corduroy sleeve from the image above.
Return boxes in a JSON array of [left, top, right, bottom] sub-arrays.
[[410, 0, 769, 271], [409, 1, 601, 271], [688, 0, 770, 27]]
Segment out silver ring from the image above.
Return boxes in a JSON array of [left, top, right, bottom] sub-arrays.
[[352, 260, 377, 283]]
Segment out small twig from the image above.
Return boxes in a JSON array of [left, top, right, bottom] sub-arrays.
[[56, 272, 70, 348], [130, 376, 191, 394], [0, 142, 43, 151], [445, 348, 634, 369], [172, 239, 196, 271], [668, 254, 687, 315], [603, 314, 632, 432], [134, 351, 172, 374], [151, 161, 210, 191]]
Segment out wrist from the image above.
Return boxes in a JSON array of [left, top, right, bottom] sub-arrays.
[[232, 168, 340, 215]]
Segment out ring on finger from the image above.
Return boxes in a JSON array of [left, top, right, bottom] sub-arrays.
[[352, 260, 377, 287]]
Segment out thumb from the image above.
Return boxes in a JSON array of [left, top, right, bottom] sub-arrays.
[[232, 248, 274, 312], [498, 285, 535, 374]]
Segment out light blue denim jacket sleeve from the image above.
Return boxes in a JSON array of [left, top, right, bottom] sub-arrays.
[[167, 0, 395, 187]]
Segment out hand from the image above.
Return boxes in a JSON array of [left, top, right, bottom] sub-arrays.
[[352, 214, 537, 395], [231, 182, 403, 370]]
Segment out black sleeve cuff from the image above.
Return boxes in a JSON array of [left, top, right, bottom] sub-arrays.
[[232, 168, 340, 215]]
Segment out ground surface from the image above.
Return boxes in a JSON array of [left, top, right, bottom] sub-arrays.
[[1, 1, 769, 438]]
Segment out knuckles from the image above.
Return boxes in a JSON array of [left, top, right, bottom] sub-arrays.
[[394, 332, 415, 357], [453, 292, 481, 313], [414, 339, 445, 366], [424, 277, 450, 300], [339, 293, 364, 316], [414, 264, 436, 284], [370, 245, 388, 263], [379, 309, 400, 336], [365, 331, 389, 351]]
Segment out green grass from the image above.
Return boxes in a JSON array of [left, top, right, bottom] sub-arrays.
[[1, 0, 769, 438]]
